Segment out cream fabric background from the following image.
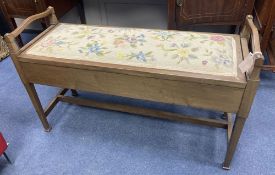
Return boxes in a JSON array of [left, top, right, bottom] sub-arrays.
[[27, 24, 237, 77]]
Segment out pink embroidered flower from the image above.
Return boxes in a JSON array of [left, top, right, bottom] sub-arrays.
[[41, 39, 54, 47], [210, 35, 225, 42], [40, 39, 64, 47]]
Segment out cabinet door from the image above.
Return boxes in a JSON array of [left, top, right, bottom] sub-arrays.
[[46, 0, 79, 18], [175, 0, 254, 26], [0, 0, 38, 17], [254, 0, 274, 30]]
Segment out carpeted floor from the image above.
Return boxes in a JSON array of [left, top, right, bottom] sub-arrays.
[[0, 42, 275, 174]]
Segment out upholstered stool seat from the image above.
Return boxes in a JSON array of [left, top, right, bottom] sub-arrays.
[[5, 7, 263, 169], [26, 24, 243, 78]]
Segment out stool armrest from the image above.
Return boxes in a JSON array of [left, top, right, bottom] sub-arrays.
[[4, 6, 58, 54], [241, 15, 264, 80]]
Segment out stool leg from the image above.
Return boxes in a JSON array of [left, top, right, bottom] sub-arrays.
[[25, 83, 51, 132], [221, 112, 227, 119], [71, 89, 78, 97], [223, 117, 246, 170], [3, 152, 12, 164]]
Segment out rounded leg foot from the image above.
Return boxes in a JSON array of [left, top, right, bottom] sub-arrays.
[[71, 89, 78, 97], [222, 164, 230, 170], [44, 126, 52, 132], [221, 113, 227, 120]]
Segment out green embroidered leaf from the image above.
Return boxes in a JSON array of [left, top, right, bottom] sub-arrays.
[[97, 52, 104, 56], [146, 51, 153, 56]]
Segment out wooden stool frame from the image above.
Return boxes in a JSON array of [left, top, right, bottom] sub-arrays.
[[4, 7, 263, 170]]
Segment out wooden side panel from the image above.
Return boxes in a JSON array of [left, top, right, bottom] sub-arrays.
[[21, 62, 244, 113]]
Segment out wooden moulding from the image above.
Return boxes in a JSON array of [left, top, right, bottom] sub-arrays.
[[40, 82, 232, 142], [57, 94, 229, 129], [42, 87, 229, 129], [38, 84, 233, 145], [20, 62, 245, 113]]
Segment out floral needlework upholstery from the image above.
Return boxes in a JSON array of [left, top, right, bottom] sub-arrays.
[[27, 24, 238, 77]]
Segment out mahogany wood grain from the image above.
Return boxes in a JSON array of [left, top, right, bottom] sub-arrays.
[[255, 0, 275, 71], [169, 0, 255, 29], [0, 0, 86, 46]]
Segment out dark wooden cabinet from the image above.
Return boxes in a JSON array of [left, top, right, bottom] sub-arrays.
[[0, 0, 86, 26], [168, 0, 255, 29], [1, 1, 38, 18], [0, 0, 86, 45], [254, 0, 275, 71]]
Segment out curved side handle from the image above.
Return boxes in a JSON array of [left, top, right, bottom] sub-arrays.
[[246, 15, 263, 59], [241, 15, 263, 59], [240, 15, 264, 80], [4, 6, 58, 53]]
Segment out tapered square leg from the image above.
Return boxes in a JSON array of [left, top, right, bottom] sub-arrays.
[[223, 117, 246, 170], [25, 83, 51, 131]]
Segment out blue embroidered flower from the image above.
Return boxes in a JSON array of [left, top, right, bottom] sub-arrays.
[[136, 51, 146, 62], [128, 51, 153, 62], [127, 34, 145, 46], [89, 43, 101, 54], [153, 31, 175, 41], [79, 41, 110, 56], [114, 34, 146, 48], [55, 41, 65, 46], [213, 55, 232, 67]]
